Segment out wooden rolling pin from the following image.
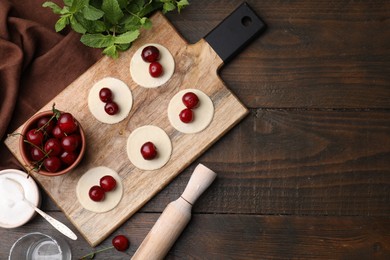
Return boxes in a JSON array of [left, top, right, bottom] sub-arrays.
[[132, 164, 217, 259]]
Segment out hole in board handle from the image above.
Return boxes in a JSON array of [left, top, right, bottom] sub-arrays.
[[241, 16, 252, 27]]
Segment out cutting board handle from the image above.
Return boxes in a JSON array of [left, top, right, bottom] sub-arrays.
[[204, 2, 266, 63]]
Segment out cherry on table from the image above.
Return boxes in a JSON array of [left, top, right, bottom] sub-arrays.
[[100, 175, 117, 192], [89, 185, 105, 202], [43, 157, 62, 173], [179, 108, 194, 123], [26, 129, 44, 146], [112, 235, 130, 251], [182, 92, 200, 109], [58, 112, 78, 134], [44, 138, 63, 157], [149, 61, 163, 77], [104, 101, 119, 115], [141, 45, 160, 62], [99, 88, 113, 103], [140, 142, 157, 160]]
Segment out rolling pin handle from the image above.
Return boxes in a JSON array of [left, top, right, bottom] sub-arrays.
[[181, 164, 217, 205], [132, 164, 217, 260]]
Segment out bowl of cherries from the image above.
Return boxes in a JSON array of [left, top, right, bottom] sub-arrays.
[[19, 105, 86, 176]]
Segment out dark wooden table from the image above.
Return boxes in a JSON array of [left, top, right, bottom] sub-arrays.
[[1, 0, 389, 259]]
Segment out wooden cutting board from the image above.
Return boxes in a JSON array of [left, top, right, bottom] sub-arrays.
[[5, 3, 265, 246]]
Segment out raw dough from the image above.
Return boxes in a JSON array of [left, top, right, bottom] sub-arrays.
[[168, 89, 214, 134], [88, 77, 133, 124], [76, 166, 123, 213], [126, 125, 172, 170], [130, 43, 175, 88]]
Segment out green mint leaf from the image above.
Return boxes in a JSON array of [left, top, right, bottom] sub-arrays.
[[117, 0, 128, 9], [101, 0, 124, 25], [64, 0, 73, 6], [70, 16, 87, 34], [163, 2, 176, 13], [140, 17, 152, 29], [75, 12, 106, 33], [42, 2, 62, 14], [70, 0, 88, 13], [82, 5, 105, 20], [113, 30, 140, 44], [177, 0, 189, 12], [80, 33, 115, 48], [120, 15, 139, 31], [43, 0, 189, 59], [55, 16, 69, 32], [116, 43, 131, 51], [102, 45, 118, 59], [60, 6, 70, 15]]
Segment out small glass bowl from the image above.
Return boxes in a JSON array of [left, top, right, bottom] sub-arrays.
[[8, 232, 72, 260]]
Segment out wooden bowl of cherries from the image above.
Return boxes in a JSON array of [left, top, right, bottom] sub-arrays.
[[19, 105, 86, 176]]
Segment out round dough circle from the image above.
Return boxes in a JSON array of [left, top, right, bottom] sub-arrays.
[[168, 89, 214, 134], [130, 43, 175, 88], [76, 166, 123, 213], [88, 77, 133, 124], [127, 125, 172, 170]]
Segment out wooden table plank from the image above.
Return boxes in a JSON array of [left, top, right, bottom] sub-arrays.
[[1, 212, 389, 259], [35, 109, 390, 216], [1, 0, 389, 259], [141, 109, 390, 216], [168, 0, 390, 108]]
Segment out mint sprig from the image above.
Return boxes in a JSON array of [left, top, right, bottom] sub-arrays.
[[43, 0, 189, 59]]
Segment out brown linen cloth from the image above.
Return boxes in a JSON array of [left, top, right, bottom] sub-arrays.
[[0, 0, 101, 169]]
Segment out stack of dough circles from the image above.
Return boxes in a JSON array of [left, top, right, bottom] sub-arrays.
[[168, 89, 214, 134], [88, 77, 133, 124], [127, 125, 172, 170], [130, 43, 175, 88], [76, 166, 123, 213]]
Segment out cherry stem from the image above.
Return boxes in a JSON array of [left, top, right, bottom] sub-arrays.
[[35, 103, 61, 134], [79, 245, 114, 259], [22, 138, 52, 178]]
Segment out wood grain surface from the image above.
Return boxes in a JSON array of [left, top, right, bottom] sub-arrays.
[[1, 0, 389, 259], [4, 12, 248, 246]]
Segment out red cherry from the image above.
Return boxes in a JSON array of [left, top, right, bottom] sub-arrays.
[[60, 151, 78, 165], [182, 92, 200, 109], [179, 108, 194, 123], [44, 138, 63, 157], [100, 175, 117, 192], [43, 157, 62, 173], [140, 142, 157, 160], [61, 135, 79, 152], [141, 45, 160, 62], [37, 116, 55, 133], [30, 147, 45, 162], [104, 102, 119, 115], [149, 61, 163, 77], [112, 235, 130, 251], [58, 113, 78, 134], [52, 125, 65, 139], [26, 129, 44, 146], [89, 185, 105, 202], [99, 88, 113, 103]]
